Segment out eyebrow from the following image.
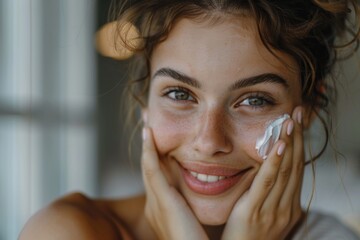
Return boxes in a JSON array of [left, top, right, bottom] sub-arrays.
[[152, 67, 289, 90], [229, 73, 289, 91], [152, 67, 201, 88]]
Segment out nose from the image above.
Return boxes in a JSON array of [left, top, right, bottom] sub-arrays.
[[192, 108, 233, 156]]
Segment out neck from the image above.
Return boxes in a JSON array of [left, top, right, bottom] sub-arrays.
[[203, 224, 225, 240]]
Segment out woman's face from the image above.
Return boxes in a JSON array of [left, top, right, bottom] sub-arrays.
[[146, 16, 302, 225]]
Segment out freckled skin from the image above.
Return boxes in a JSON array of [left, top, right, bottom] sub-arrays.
[[146, 17, 302, 225]]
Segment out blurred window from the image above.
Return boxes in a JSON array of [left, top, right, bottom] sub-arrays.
[[0, 1, 96, 239]]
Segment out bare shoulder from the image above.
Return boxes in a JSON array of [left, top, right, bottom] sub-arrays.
[[19, 192, 125, 240]]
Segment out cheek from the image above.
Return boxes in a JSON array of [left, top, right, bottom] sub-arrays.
[[232, 118, 266, 162], [232, 109, 293, 161], [148, 108, 193, 155]]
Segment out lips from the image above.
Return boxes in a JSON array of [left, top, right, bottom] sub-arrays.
[[178, 161, 251, 195]]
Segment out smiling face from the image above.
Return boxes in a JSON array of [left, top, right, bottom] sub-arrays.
[[145, 16, 302, 225]]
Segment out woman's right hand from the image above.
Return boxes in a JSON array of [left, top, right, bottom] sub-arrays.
[[141, 127, 208, 240]]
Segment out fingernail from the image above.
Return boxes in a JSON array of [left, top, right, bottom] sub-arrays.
[[287, 120, 294, 136], [297, 109, 302, 124], [142, 127, 147, 140], [277, 142, 286, 156]]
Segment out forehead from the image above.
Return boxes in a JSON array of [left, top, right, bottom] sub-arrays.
[[150, 16, 299, 87]]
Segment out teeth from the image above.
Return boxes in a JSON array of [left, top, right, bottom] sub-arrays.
[[190, 171, 198, 177], [189, 171, 226, 183], [197, 173, 208, 182], [207, 175, 219, 182]]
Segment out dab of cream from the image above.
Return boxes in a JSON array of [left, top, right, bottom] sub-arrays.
[[255, 114, 290, 159]]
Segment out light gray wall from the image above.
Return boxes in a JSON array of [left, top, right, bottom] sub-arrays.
[[336, 52, 360, 155]]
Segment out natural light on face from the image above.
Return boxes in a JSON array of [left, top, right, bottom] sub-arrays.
[[145, 15, 302, 225]]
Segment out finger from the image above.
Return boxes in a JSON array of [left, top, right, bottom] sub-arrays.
[[279, 107, 304, 211], [141, 127, 170, 198], [261, 118, 295, 211], [244, 139, 286, 213]]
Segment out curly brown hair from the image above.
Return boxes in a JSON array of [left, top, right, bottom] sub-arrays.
[[113, 0, 359, 163]]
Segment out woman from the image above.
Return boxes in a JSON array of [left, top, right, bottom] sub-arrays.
[[20, 0, 360, 239]]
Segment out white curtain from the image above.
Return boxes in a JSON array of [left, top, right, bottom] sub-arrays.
[[0, 0, 97, 239]]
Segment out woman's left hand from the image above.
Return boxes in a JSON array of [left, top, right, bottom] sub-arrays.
[[221, 107, 305, 240]]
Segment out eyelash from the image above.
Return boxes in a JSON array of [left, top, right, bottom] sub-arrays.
[[162, 86, 196, 103], [234, 92, 275, 109]]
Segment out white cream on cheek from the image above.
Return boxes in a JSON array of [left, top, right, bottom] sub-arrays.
[[256, 114, 290, 159]]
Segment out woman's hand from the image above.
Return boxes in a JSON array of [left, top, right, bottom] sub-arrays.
[[141, 127, 208, 240], [222, 107, 305, 240]]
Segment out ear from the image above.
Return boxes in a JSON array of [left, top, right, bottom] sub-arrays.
[[302, 83, 327, 129]]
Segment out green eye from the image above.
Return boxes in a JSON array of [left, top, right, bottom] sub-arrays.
[[235, 93, 275, 109], [169, 91, 190, 100], [243, 97, 265, 106], [166, 88, 195, 102]]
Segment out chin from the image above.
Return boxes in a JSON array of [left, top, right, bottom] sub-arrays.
[[185, 194, 236, 226], [197, 211, 229, 226]]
